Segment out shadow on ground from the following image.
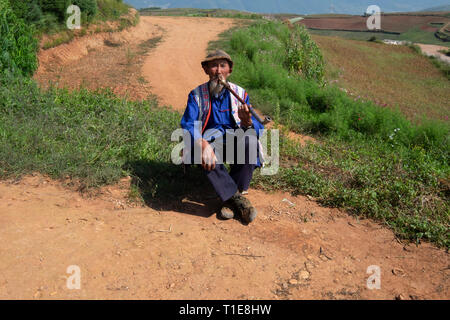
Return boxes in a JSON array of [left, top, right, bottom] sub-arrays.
[[125, 160, 221, 218]]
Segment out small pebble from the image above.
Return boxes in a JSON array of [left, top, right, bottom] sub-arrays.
[[299, 271, 310, 280]]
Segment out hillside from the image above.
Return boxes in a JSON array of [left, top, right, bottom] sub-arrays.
[[422, 5, 450, 12], [311, 34, 449, 121], [298, 12, 450, 46]]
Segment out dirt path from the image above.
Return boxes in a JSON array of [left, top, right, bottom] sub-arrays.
[[1, 16, 449, 300], [416, 43, 450, 64], [140, 16, 236, 110]]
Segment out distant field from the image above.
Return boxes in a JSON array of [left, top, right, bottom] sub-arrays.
[[308, 28, 450, 47], [139, 7, 262, 19], [300, 15, 449, 33], [299, 13, 450, 46], [312, 34, 450, 122]]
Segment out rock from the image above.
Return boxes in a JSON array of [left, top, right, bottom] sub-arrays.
[[282, 283, 289, 289], [289, 279, 298, 285], [299, 271, 310, 280], [395, 294, 405, 300], [392, 268, 405, 276], [320, 255, 329, 261], [282, 198, 295, 207], [305, 262, 315, 270]]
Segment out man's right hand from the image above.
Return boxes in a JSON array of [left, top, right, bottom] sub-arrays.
[[201, 139, 216, 171]]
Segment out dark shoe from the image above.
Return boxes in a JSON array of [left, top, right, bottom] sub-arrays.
[[231, 193, 257, 223], [219, 201, 235, 220]]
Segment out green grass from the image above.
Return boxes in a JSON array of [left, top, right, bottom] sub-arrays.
[[139, 7, 262, 19], [0, 0, 38, 76], [96, 0, 131, 21], [16, 0, 134, 37], [210, 20, 450, 247], [2, 12, 448, 248], [311, 35, 450, 122], [0, 73, 180, 191], [42, 30, 75, 49]]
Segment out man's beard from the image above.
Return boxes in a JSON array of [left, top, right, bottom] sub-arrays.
[[209, 78, 225, 97]]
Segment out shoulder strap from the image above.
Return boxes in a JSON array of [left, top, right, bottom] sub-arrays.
[[193, 82, 210, 123]]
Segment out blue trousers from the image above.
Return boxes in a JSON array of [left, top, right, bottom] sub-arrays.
[[205, 163, 256, 202], [203, 135, 258, 202]]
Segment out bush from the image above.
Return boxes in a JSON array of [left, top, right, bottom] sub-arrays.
[[306, 89, 336, 113], [0, 0, 38, 76], [10, 0, 44, 24], [37, 0, 97, 23], [96, 0, 129, 20], [284, 24, 325, 83]]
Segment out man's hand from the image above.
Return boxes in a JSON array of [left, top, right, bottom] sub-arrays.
[[201, 139, 217, 171], [238, 104, 253, 128]]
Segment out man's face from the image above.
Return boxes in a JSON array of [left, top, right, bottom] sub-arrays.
[[203, 59, 231, 81]]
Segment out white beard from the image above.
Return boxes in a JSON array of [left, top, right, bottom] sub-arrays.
[[209, 79, 225, 97]]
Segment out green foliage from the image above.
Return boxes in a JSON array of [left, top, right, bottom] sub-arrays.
[[96, 0, 129, 20], [0, 0, 38, 76], [9, 0, 44, 24], [37, 0, 97, 22], [428, 56, 450, 80], [0, 73, 180, 189], [37, 0, 69, 21], [284, 24, 325, 82], [219, 20, 449, 247], [9, 0, 128, 34]]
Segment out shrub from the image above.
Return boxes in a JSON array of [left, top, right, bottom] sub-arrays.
[[37, 0, 97, 23], [0, 0, 38, 76], [96, 0, 129, 20], [9, 0, 43, 24], [284, 24, 325, 83]]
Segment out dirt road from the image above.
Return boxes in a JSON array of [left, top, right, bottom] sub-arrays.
[[416, 43, 450, 64], [1, 16, 449, 300], [141, 16, 236, 110]]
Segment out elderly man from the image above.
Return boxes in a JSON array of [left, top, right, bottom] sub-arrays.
[[180, 50, 264, 223]]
